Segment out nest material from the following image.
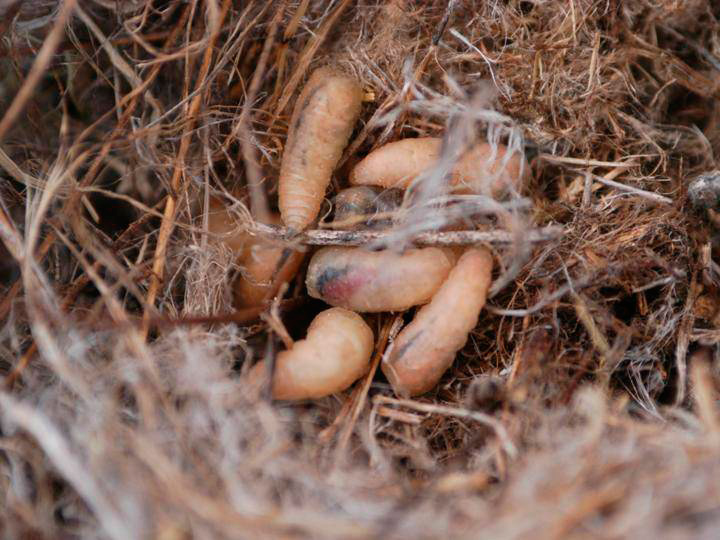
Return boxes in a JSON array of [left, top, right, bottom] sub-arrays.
[[2, 1, 720, 538]]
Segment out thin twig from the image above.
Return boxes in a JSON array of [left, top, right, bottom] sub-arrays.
[[75, 4, 162, 117], [276, 0, 352, 114], [261, 283, 294, 349], [674, 272, 699, 406], [373, 395, 517, 458], [432, 0, 458, 45], [486, 274, 595, 317], [334, 315, 403, 460], [631, 275, 675, 293], [0, 0, 78, 142], [236, 3, 285, 224], [143, 0, 232, 336], [591, 173, 673, 205], [249, 222, 562, 247], [538, 154, 636, 168], [661, 24, 720, 73]]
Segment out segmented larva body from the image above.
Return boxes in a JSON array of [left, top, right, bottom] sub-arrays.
[[279, 67, 364, 232], [249, 307, 374, 400], [350, 137, 529, 196], [306, 246, 457, 312], [206, 201, 304, 307], [382, 248, 493, 397], [234, 229, 305, 308], [332, 186, 402, 229]]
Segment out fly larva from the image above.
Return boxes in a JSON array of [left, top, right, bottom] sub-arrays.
[[207, 202, 304, 307], [306, 246, 456, 312], [331, 186, 403, 229], [453, 142, 530, 195], [279, 67, 364, 232], [249, 307, 374, 400], [349, 137, 530, 196], [382, 248, 493, 397], [234, 230, 305, 308], [207, 196, 248, 253]]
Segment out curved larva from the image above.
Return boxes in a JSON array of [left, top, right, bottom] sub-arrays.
[[250, 307, 374, 400], [306, 246, 456, 312], [234, 234, 305, 308], [279, 67, 364, 232], [206, 202, 304, 307], [382, 248, 493, 397], [349, 137, 530, 196]]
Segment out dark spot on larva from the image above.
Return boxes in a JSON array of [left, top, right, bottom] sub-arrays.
[[289, 83, 324, 137], [314, 265, 350, 295], [394, 312, 440, 361], [393, 330, 424, 361]]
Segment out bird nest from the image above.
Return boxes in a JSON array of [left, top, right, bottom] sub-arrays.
[[1, 1, 720, 538]]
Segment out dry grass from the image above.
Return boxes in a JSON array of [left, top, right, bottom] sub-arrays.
[[2, 0, 720, 538]]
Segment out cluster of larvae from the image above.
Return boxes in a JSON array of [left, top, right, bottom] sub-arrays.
[[209, 67, 529, 399]]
